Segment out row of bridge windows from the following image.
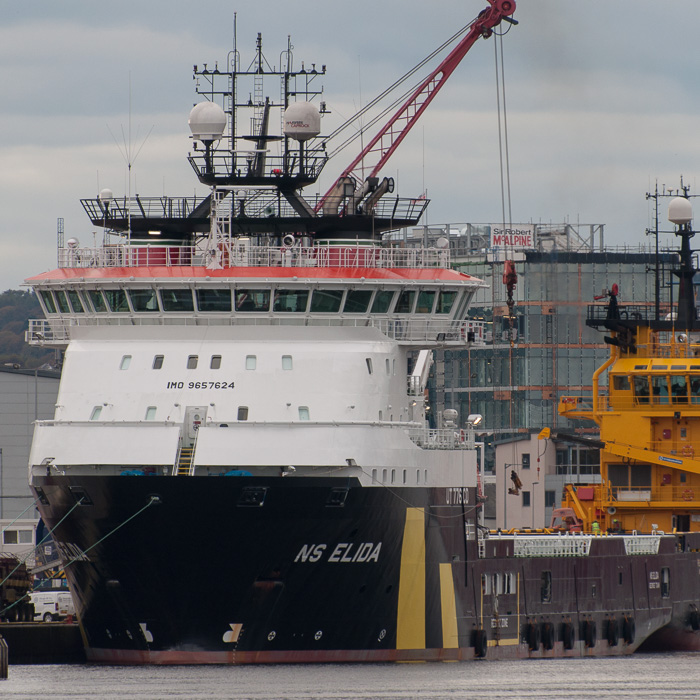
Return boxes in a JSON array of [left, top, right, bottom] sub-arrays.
[[40, 287, 462, 316]]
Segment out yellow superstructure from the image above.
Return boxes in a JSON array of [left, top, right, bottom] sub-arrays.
[[559, 322, 700, 534]]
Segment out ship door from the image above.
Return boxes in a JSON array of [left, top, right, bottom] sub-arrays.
[[184, 406, 208, 447]]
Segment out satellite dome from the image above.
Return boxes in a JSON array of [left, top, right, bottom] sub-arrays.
[[283, 102, 321, 141], [188, 101, 227, 142], [98, 188, 113, 202], [66, 238, 80, 248], [669, 196, 693, 225]]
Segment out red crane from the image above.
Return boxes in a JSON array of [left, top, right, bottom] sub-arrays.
[[319, 0, 516, 212]]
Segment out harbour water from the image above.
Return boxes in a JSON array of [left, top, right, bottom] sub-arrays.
[[2, 654, 699, 700]]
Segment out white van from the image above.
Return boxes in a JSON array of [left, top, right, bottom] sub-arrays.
[[30, 591, 75, 622]]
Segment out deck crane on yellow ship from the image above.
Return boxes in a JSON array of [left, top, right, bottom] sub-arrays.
[[317, 0, 517, 216]]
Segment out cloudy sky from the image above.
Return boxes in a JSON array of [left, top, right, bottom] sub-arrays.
[[2, 1, 700, 290]]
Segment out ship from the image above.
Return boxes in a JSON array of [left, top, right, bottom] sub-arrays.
[[22, 1, 700, 663]]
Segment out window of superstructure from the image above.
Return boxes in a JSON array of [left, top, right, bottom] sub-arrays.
[[88, 290, 107, 313], [129, 288, 159, 312], [282, 355, 293, 370], [145, 406, 157, 421], [55, 291, 70, 314], [436, 290, 457, 314], [197, 288, 232, 312], [385, 359, 391, 375], [210, 355, 222, 370], [343, 289, 373, 313], [391, 469, 396, 484], [187, 355, 198, 369], [90, 406, 102, 421], [119, 355, 132, 370], [366, 358, 373, 374], [153, 355, 164, 370], [416, 290, 436, 314], [246, 355, 257, 370], [370, 290, 394, 314], [671, 375, 688, 403], [40, 291, 57, 314], [651, 375, 670, 404], [541, 571, 552, 603], [67, 290, 84, 313], [612, 375, 630, 390], [310, 289, 344, 313], [103, 289, 130, 313], [237, 406, 249, 421], [395, 290, 416, 314], [633, 376, 650, 404], [235, 289, 270, 312], [298, 406, 310, 421], [160, 289, 194, 312], [273, 289, 309, 313], [661, 567, 670, 598]]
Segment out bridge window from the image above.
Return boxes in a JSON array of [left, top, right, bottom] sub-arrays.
[[103, 289, 129, 313], [343, 289, 373, 313], [395, 290, 416, 314], [671, 376, 688, 403], [651, 376, 669, 404], [197, 288, 231, 312], [273, 289, 309, 313], [67, 291, 85, 313], [88, 290, 107, 313], [161, 289, 194, 312], [55, 291, 70, 314], [633, 376, 649, 404], [370, 291, 394, 314], [436, 290, 457, 314], [129, 288, 159, 312], [613, 375, 631, 390], [310, 289, 344, 313], [416, 290, 436, 313], [40, 291, 57, 314], [235, 289, 270, 312]]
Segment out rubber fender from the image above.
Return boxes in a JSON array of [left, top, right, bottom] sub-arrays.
[[688, 609, 700, 631], [584, 620, 597, 648], [473, 628, 488, 658], [561, 622, 575, 650], [622, 616, 635, 645], [606, 618, 619, 647], [526, 622, 540, 651], [541, 622, 554, 651]]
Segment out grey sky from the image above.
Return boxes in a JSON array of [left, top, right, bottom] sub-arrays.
[[2, 1, 700, 290]]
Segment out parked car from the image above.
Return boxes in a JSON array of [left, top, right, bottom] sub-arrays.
[[30, 591, 74, 622]]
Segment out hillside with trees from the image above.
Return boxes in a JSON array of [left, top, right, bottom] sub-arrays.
[[0, 289, 57, 369]]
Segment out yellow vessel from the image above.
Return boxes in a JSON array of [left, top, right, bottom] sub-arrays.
[[558, 194, 700, 535]]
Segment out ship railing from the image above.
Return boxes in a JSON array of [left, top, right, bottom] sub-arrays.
[[477, 533, 593, 558], [26, 317, 484, 347], [56, 242, 451, 270], [81, 195, 210, 222], [405, 427, 475, 450], [622, 535, 661, 555]]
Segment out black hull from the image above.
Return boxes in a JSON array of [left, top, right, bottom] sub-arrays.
[[32, 475, 700, 664]]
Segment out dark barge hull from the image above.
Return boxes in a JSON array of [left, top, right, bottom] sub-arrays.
[[32, 475, 700, 664]]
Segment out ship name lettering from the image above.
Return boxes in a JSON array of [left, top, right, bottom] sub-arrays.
[[445, 487, 469, 505], [328, 542, 381, 563], [490, 618, 508, 629], [649, 581, 660, 589], [649, 571, 659, 580], [294, 544, 326, 563], [167, 381, 185, 389]]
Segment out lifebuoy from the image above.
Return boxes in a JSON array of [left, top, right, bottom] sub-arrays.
[[683, 488, 695, 502], [682, 444, 695, 458]]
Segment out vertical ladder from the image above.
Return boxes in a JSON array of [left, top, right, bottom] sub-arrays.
[[176, 447, 194, 476]]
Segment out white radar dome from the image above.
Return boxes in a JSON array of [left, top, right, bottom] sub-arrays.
[[98, 188, 113, 202], [188, 101, 226, 142], [66, 238, 80, 248], [283, 102, 321, 141], [669, 196, 693, 225]]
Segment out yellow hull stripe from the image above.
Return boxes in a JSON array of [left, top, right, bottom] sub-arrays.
[[439, 563, 459, 649], [396, 507, 426, 650]]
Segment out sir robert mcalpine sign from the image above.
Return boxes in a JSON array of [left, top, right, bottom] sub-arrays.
[[490, 225, 535, 250]]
